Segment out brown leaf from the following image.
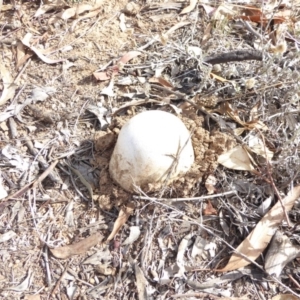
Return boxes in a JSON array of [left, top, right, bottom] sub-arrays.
[[50, 232, 103, 259], [149, 76, 173, 88], [106, 202, 135, 242], [218, 185, 300, 271], [93, 51, 141, 81], [180, 0, 198, 15], [203, 200, 217, 216]]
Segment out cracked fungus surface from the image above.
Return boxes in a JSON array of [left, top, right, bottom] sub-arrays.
[[93, 111, 236, 209]]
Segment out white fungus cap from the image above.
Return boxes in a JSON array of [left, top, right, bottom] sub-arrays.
[[109, 110, 194, 192]]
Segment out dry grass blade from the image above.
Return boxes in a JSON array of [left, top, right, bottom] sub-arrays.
[[218, 185, 300, 272], [50, 232, 103, 259]]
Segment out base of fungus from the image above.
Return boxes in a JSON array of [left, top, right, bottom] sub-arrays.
[[93, 111, 236, 209]]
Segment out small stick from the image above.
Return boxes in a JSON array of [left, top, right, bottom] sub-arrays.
[[43, 245, 52, 287], [258, 130, 290, 226], [133, 190, 236, 202], [50, 259, 72, 297]]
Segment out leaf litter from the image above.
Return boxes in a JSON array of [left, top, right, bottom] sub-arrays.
[[1, 0, 300, 298]]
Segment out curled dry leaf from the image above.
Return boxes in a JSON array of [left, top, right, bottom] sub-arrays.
[[180, 0, 198, 15], [93, 51, 141, 81], [218, 185, 300, 272], [21, 33, 65, 64], [218, 145, 255, 172], [50, 232, 103, 259], [106, 202, 135, 242]]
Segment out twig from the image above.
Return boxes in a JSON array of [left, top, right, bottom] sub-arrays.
[[51, 259, 72, 297], [43, 245, 52, 287], [133, 190, 236, 202], [258, 130, 291, 226], [203, 50, 263, 65]]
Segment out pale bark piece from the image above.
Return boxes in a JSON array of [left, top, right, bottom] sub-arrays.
[[265, 230, 300, 277], [50, 232, 103, 259], [135, 263, 147, 300], [218, 185, 300, 271], [106, 202, 135, 242]]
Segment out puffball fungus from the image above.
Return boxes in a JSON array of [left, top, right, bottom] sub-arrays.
[[109, 110, 194, 192]]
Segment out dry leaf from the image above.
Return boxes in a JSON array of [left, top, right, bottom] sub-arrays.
[[166, 21, 191, 35], [180, 0, 198, 15], [21, 33, 65, 64], [16, 41, 33, 69], [248, 135, 274, 160], [48, 0, 103, 24], [50, 232, 103, 259], [149, 76, 173, 88], [106, 202, 135, 242], [218, 145, 255, 172], [93, 51, 141, 81], [203, 200, 217, 216], [222, 102, 268, 131], [0, 63, 17, 106], [265, 230, 300, 277], [218, 185, 300, 271]]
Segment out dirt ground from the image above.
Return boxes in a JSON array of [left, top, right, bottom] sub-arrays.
[[1, 0, 300, 299]]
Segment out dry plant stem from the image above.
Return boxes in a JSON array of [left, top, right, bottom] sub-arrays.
[[258, 130, 291, 226], [172, 292, 229, 299], [50, 259, 72, 297], [4, 160, 58, 201], [25, 139, 61, 183], [43, 245, 52, 286], [203, 50, 263, 65], [13, 58, 31, 83], [135, 190, 300, 298], [288, 274, 300, 289], [241, 20, 265, 41], [133, 190, 236, 202]]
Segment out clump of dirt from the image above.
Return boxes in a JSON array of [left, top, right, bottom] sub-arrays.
[[93, 109, 236, 202]]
